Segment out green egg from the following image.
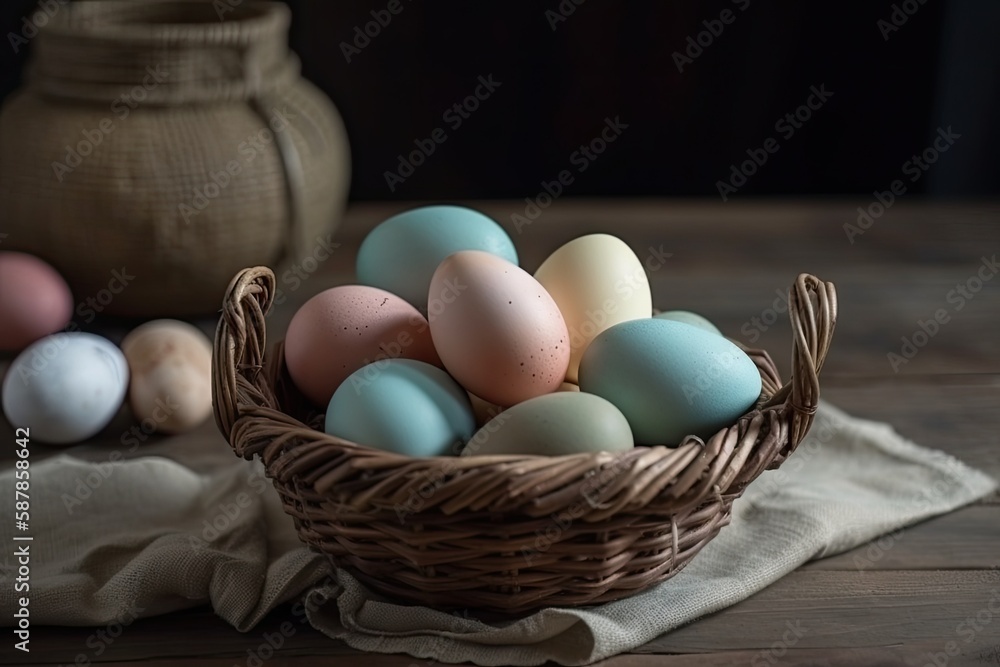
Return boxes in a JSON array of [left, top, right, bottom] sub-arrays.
[[463, 391, 633, 457]]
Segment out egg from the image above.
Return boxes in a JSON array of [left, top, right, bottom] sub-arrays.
[[579, 319, 761, 445], [462, 392, 633, 457], [428, 251, 570, 407], [356, 205, 519, 310], [534, 234, 652, 383], [325, 359, 475, 457], [0, 252, 73, 352], [558, 382, 580, 393], [654, 310, 723, 336], [284, 285, 440, 406], [121, 320, 213, 434], [2, 333, 128, 444]]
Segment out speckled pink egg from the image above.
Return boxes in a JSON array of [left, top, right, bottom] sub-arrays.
[[0, 252, 73, 352], [428, 250, 570, 407], [284, 285, 441, 406]]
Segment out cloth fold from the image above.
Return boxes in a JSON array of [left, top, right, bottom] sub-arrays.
[[2, 401, 996, 665]]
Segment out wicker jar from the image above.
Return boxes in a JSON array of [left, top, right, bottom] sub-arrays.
[[0, 1, 350, 317]]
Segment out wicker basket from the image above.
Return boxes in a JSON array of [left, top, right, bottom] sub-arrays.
[[0, 1, 349, 317], [212, 267, 837, 614]]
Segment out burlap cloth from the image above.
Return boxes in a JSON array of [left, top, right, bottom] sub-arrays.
[[2, 401, 995, 665]]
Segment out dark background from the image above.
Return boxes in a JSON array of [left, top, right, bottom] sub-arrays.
[[2, 0, 999, 201]]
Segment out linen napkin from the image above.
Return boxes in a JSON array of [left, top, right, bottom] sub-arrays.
[[1, 401, 995, 665]]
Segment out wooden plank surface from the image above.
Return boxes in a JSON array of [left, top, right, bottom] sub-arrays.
[[2, 200, 999, 665]]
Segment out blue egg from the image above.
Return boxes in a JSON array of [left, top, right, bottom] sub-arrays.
[[325, 359, 475, 457], [578, 319, 762, 445], [356, 205, 518, 309]]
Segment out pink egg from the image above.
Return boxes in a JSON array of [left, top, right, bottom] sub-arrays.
[[284, 285, 441, 406], [428, 251, 570, 407], [0, 252, 74, 352]]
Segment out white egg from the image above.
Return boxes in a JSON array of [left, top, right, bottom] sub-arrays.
[[2, 333, 129, 445]]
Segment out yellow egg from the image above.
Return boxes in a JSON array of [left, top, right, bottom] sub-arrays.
[[121, 320, 213, 435], [535, 234, 652, 383]]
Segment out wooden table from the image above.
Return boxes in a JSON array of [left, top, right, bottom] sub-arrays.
[[4, 200, 999, 666]]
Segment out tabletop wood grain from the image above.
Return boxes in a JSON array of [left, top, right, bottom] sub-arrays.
[[2, 199, 999, 666]]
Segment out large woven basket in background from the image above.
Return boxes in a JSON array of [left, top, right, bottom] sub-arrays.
[[0, 1, 349, 317], [213, 267, 837, 614]]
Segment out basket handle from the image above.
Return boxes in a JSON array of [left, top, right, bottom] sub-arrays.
[[764, 273, 838, 446], [212, 266, 280, 442]]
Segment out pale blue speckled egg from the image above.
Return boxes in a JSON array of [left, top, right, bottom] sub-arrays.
[[578, 319, 761, 445]]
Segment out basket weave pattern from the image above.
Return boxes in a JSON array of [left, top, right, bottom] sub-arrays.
[[213, 267, 837, 613]]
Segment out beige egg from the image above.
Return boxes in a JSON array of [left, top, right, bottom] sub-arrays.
[[121, 320, 213, 435], [559, 382, 580, 392], [535, 234, 653, 383]]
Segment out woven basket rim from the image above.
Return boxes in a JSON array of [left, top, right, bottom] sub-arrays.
[[212, 267, 836, 486]]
